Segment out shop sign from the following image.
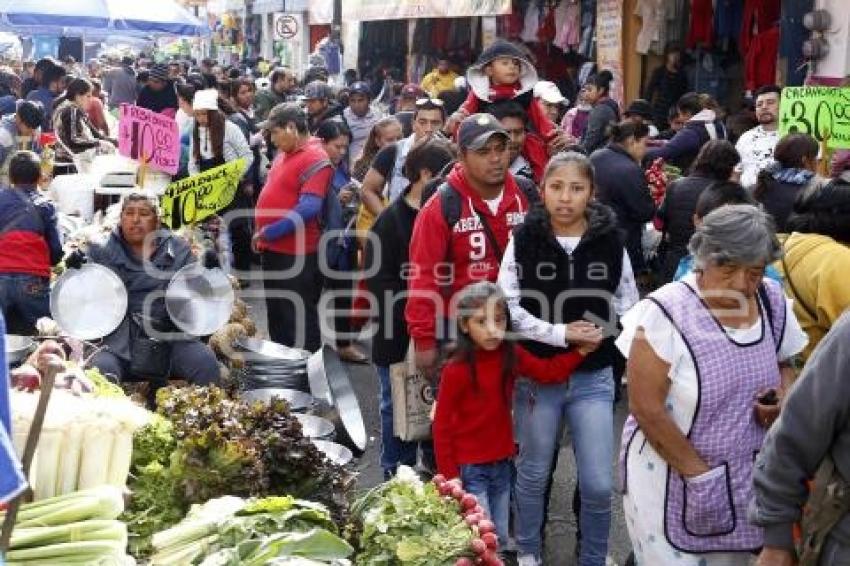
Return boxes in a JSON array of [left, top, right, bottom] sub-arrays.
[[273, 13, 299, 40], [596, 0, 624, 106], [780, 86, 850, 148], [160, 159, 246, 228], [117, 104, 180, 175], [309, 0, 511, 24]]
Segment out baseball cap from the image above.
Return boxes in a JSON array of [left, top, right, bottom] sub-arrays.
[[400, 83, 425, 99], [534, 81, 567, 105], [349, 81, 371, 97], [304, 80, 333, 100], [457, 113, 509, 151]]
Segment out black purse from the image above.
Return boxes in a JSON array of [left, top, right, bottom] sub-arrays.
[[129, 314, 172, 380]]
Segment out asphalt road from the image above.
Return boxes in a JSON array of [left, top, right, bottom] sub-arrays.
[[245, 289, 633, 566]]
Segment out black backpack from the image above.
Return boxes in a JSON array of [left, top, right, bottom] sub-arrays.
[[420, 172, 540, 230]]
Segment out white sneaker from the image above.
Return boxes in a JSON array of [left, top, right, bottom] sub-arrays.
[[517, 555, 539, 566]]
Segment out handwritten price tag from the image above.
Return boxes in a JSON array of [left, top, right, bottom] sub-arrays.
[[779, 87, 850, 149], [118, 104, 180, 175], [160, 158, 245, 228]]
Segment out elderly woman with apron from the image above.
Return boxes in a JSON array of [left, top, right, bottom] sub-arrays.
[[617, 204, 808, 565], [188, 88, 254, 279]]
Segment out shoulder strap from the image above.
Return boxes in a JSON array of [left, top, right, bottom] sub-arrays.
[[781, 255, 819, 323], [438, 182, 463, 229], [757, 283, 781, 352], [299, 158, 333, 186], [514, 175, 540, 205]]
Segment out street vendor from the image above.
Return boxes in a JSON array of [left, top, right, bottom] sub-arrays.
[[69, 192, 220, 386]]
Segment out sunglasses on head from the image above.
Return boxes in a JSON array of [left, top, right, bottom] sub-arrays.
[[415, 98, 445, 107]]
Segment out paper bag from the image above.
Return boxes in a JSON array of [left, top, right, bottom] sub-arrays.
[[389, 345, 434, 442]]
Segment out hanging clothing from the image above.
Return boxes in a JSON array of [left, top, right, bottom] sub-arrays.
[[780, 0, 814, 87], [714, 0, 745, 44], [661, 0, 690, 51], [554, 0, 581, 51], [740, 0, 781, 56], [687, 51, 727, 103], [744, 26, 780, 91], [579, 0, 597, 57], [635, 0, 664, 55], [521, 2, 541, 43], [687, 0, 714, 49]]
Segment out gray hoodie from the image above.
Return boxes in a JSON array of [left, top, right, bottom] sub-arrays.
[[749, 311, 850, 551]]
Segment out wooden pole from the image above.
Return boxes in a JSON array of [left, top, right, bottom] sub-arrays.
[[137, 151, 149, 190]]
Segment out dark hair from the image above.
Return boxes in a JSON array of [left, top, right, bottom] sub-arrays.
[[786, 179, 850, 243], [9, 151, 41, 186], [488, 101, 528, 123], [266, 102, 309, 134], [35, 58, 57, 73], [452, 281, 516, 402], [695, 181, 756, 218], [54, 78, 92, 107], [754, 134, 819, 200], [609, 120, 650, 144], [412, 100, 447, 122], [269, 67, 293, 87], [754, 84, 782, 100], [314, 119, 351, 143], [353, 116, 402, 177], [230, 77, 255, 99], [691, 140, 740, 180], [403, 138, 456, 183], [174, 80, 198, 105], [438, 89, 467, 116], [41, 64, 66, 89], [677, 92, 703, 116], [589, 69, 614, 94], [192, 109, 226, 162], [16, 101, 44, 129]]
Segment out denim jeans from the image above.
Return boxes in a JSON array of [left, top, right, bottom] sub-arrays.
[[514, 366, 615, 565], [0, 274, 50, 334], [461, 459, 512, 547], [376, 365, 419, 478]]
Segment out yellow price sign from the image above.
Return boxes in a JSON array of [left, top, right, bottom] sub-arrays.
[[160, 158, 245, 228], [779, 86, 850, 148]]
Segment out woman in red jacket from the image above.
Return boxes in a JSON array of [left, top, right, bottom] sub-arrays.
[[433, 281, 597, 551]]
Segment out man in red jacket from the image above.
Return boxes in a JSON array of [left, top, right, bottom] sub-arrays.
[[405, 113, 535, 376]]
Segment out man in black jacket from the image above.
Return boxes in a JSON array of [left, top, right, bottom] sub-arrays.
[[304, 81, 344, 134], [364, 138, 455, 480]]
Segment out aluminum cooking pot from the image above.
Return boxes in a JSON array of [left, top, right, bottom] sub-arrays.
[[240, 387, 314, 413], [311, 439, 354, 467], [294, 414, 335, 441], [50, 264, 128, 340], [236, 336, 310, 363], [307, 346, 367, 455], [5, 335, 34, 365], [165, 265, 234, 336]]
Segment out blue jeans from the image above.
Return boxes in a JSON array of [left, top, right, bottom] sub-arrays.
[[514, 366, 615, 564], [376, 365, 419, 478], [0, 274, 50, 334], [461, 460, 512, 547]]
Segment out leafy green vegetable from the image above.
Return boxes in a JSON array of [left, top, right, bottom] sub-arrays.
[[131, 414, 176, 469], [240, 529, 353, 565], [350, 472, 474, 565], [84, 368, 125, 398], [120, 462, 184, 557]]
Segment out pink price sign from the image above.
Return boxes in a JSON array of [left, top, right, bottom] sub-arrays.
[[118, 104, 180, 175]]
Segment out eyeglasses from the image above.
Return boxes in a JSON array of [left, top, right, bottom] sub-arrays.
[[415, 98, 445, 107]]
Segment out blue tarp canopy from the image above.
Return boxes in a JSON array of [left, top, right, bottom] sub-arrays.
[[0, 0, 208, 38]]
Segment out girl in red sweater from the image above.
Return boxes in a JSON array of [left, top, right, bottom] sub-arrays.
[[433, 281, 597, 549]]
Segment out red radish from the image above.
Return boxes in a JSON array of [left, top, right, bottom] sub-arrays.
[[433, 474, 447, 485], [461, 493, 478, 510], [451, 485, 465, 500], [439, 483, 454, 496], [464, 514, 480, 526], [481, 532, 498, 550], [455, 559, 474, 566], [480, 550, 503, 565], [477, 519, 496, 534], [470, 538, 487, 555], [472, 504, 484, 515]]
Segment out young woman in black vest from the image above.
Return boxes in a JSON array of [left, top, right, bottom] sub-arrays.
[[498, 151, 639, 566]]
